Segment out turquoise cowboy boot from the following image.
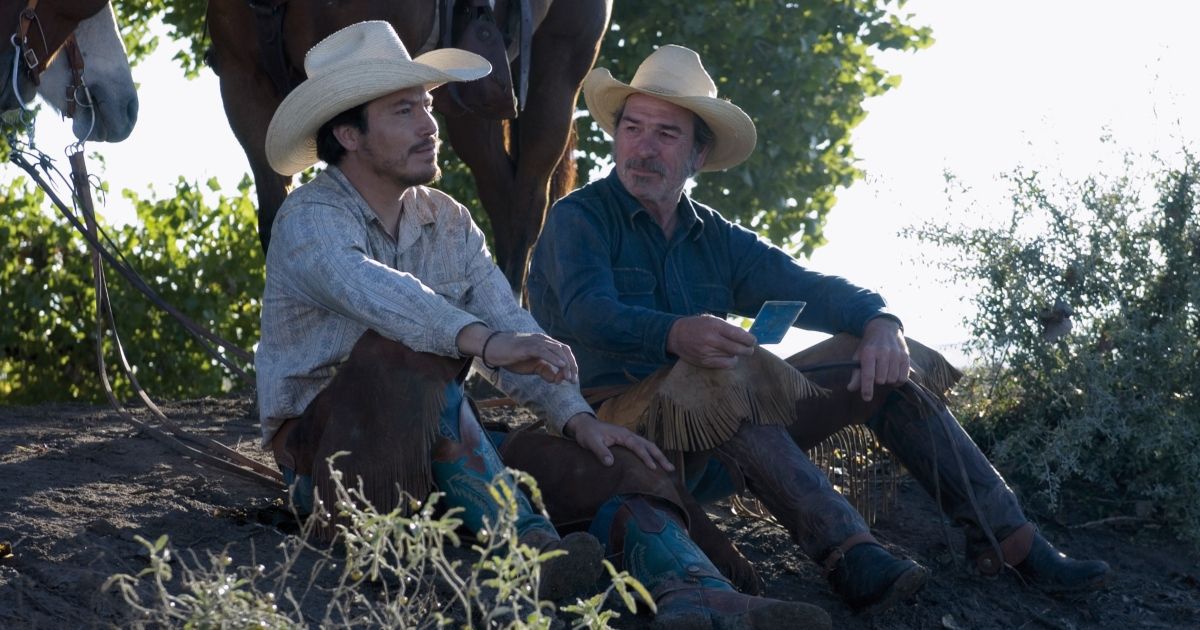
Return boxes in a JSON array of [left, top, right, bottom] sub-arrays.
[[431, 383, 602, 600], [590, 494, 831, 630]]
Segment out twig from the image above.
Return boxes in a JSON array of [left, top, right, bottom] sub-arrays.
[[1070, 515, 1151, 529]]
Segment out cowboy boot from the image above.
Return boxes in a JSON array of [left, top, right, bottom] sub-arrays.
[[868, 383, 1035, 559], [966, 523, 1110, 592], [717, 423, 927, 613], [824, 535, 929, 614], [869, 383, 1112, 590], [870, 383, 1028, 539], [432, 383, 603, 600], [1016, 531, 1110, 592], [591, 494, 831, 630]]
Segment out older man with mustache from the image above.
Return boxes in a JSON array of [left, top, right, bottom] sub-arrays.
[[526, 45, 1111, 615]]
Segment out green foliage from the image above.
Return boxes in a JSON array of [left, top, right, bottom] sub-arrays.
[[105, 459, 649, 628], [587, 0, 933, 254], [111, 0, 209, 77], [3, 1, 932, 400], [913, 152, 1200, 543], [0, 174, 262, 403], [103, 1, 931, 253]]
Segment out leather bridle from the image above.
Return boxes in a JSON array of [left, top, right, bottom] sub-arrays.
[[9, 0, 90, 117]]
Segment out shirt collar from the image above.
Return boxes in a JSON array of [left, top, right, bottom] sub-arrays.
[[604, 170, 705, 238], [325, 165, 438, 230]]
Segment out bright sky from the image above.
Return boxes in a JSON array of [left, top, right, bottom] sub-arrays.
[[21, 0, 1200, 366]]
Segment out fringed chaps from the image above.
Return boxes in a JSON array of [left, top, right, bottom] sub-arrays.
[[597, 348, 829, 452]]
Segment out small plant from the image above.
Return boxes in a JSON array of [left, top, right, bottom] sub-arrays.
[[912, 150, 1200, 544], [105, 455, 651, 628]]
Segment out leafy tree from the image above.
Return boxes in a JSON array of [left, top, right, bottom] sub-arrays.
[[107, 0, 931, 254], [0, 174, 262, 403], [913, 152, 1200, 543], [588, 0, 932, 254], [1, 1, 930, 402]]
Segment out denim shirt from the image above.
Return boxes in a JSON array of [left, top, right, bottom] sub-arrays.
[[528, 171, 900, 388]]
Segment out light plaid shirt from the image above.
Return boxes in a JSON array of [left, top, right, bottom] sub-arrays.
[[255, 167, 592, 445]]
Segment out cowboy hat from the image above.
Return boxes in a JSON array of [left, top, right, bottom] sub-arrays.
[[582, 44, 757, 172], [266, 21, 491, 176]]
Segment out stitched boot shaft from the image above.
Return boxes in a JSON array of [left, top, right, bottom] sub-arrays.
[[496, 429, 762, 593], [432, 387, 604, 600], [827, 542, 928, 614], [868, 383, 1029, 546], [716, 423, 871, 558], [431, 383, 555, 538], [1015, 532, 1110, 592], [594, 495, 831, 630]]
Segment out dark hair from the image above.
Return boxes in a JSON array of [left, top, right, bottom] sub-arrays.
[[612, 103, 716, 156], [315, 103, 369, 166]]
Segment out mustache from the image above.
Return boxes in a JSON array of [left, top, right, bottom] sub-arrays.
[[624, 158, 666, 176], [410, 138, 440, 155]]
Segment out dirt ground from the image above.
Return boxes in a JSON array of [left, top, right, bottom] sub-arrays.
[[1, 393, 1198, 629]]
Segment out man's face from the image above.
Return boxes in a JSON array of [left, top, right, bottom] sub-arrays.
[[354, 86, 441, 186], [613, 93, 709, 211]]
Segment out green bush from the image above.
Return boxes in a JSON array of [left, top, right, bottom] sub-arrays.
[[914, 152, 1200, 543], [0, 174, 262, 403]]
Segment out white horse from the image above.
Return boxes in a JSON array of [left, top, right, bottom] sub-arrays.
[[2, 1, 137, 142]]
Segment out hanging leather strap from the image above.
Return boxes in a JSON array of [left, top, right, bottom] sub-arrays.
[[821, 531, 879, 577], [247, 0, 301, 97]]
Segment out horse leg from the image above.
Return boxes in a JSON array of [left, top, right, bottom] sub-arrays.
[[208, 1, 293, 252], [444, 116, 517, 279], [504, 0, 611, 290]]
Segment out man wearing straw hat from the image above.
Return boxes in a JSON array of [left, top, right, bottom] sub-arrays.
[[527, 44, 1111, 613], [255, 22, 833, 627]]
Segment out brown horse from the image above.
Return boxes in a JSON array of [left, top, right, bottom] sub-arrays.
[[207, 0, 612, 291], [1, 0, 138, 141]]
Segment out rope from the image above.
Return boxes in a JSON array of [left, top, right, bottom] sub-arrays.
[[6, 133, 280, 489], [8, 143, 256, 371]]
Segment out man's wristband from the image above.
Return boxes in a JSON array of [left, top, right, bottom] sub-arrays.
[[480, 330, 503, 370]]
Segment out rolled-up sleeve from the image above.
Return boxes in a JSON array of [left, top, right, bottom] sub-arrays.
[[272, 202, 481, 356]]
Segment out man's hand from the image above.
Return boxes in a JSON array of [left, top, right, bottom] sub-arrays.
[[666, 314, 756, 369], [564, 413, 675, 472], [847, 317, 910, 402], [457, 324, 579, 384]]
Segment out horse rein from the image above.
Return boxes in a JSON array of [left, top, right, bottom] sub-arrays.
[[9, 0, 92, 125]]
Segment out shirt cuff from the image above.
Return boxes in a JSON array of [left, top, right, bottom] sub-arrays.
[[863, 311, 904, 334], [645, 312, 684, 364], [437, 311, 487, 358], [543, 387, 597, 437]]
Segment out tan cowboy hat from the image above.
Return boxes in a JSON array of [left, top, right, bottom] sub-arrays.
[[582, 44, 757, 172], [266, 21, 491, 176]]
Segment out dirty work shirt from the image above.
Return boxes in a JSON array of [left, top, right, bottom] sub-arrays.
[[527, 171, 900, 388], [256, 167, 592, 445]]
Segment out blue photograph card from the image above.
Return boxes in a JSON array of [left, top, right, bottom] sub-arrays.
[[748, 301, 806, 344]]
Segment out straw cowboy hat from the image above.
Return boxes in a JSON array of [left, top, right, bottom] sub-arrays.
[[266, 21, 491, 176], [582, 44, 757, 172]]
